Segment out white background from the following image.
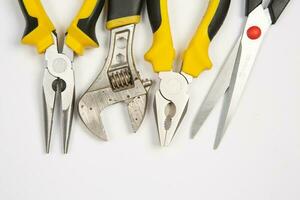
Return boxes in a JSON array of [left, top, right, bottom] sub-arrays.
[[1, 0, 300, 199]]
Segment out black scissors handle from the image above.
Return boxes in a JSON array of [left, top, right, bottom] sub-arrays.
[[246, 0, 262, 16], [268, 0, 290, 24], [246, 0, 290, 24]]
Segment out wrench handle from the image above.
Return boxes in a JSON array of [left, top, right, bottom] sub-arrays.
[[106, 0, 145, 30]]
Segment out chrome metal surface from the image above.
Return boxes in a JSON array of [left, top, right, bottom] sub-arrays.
[[214, 6, 272, 149], [43, 34, 75, 153], [191, 38, 241, 138], [191, 5, 273, 149], [155, 71, 190, 146], [78, 24, 151, 140]]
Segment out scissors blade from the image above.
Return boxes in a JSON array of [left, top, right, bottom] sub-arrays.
[[191, 39, 241, 138], [214, 6, 272, 149]]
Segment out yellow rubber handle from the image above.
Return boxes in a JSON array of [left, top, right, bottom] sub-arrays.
[[18, 0, 55, 53], [182, 0, 231, 77], [144, 0, 175, 72], [66, 0, 105, 55]]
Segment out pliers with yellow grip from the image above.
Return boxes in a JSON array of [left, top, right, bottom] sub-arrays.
[[18, 0, 105, 153], [145, 0, 231, 146]]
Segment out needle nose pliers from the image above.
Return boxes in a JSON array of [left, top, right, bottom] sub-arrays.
[[18, 0, 104, 153], [145, 0, 231, 146]]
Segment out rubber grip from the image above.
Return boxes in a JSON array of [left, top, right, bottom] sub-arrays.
[[66, 0, 105, 55], [144, 0, 175, 72], [246, 0, 262, 16], [268, 0, 290, 24], [18, 0, 55, 53], [182, 0, 231, 77], [106, 0, 144, 29]]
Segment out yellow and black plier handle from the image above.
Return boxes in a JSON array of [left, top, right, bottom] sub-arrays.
[[18, 0, 105, 55], [145, 0, 231, 77]]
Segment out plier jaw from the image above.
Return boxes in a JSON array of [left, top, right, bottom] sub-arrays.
[[43, 35, 75, 153], [145, 0, 231, 146], [155, 72, 190, 146]]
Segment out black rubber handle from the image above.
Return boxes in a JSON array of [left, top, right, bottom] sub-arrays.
[[268, 0, 290, 24], [146, 0, 231, 40], [77, 0, 105, 45], [18, 0, 38, 38], [107, 0, 144, 20], [18, 0, 56, 53], [65, 0, 105, 55], [107, 0, 145, 29], [208, 0, 231, 40], [246, 0, 262, 16], [146, 0, 162, 33]]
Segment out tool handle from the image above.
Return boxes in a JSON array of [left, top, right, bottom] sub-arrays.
[[246, 0, 262, 16], [182, 0, 231, 77], [106, 0, 144, 30], [268, 0, 290, 24], [66, 0, 105, 55], [18, 0, 55, 53], [144, 0, 175, 72]]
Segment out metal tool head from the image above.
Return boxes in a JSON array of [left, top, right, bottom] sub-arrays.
[[191, 39, 241, 138], [43, 34, 75, 153], [78, 79, 151, 140], [78, 24, 152, 140], [213, 5, 273, 149], [154, 72, 190, 146], [192, 0, 290, 149]]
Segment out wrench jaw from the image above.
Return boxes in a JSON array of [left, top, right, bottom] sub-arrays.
[[78, 24, 152, 139], [78, 78, 152, 140], [126, 80, 152, 132], [78, 90, 108, 141], [126, 96, 146, 132]]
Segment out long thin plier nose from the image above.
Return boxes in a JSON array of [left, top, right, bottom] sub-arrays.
[[18, 0, 105, 153], [43, 36, 75, 153]]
